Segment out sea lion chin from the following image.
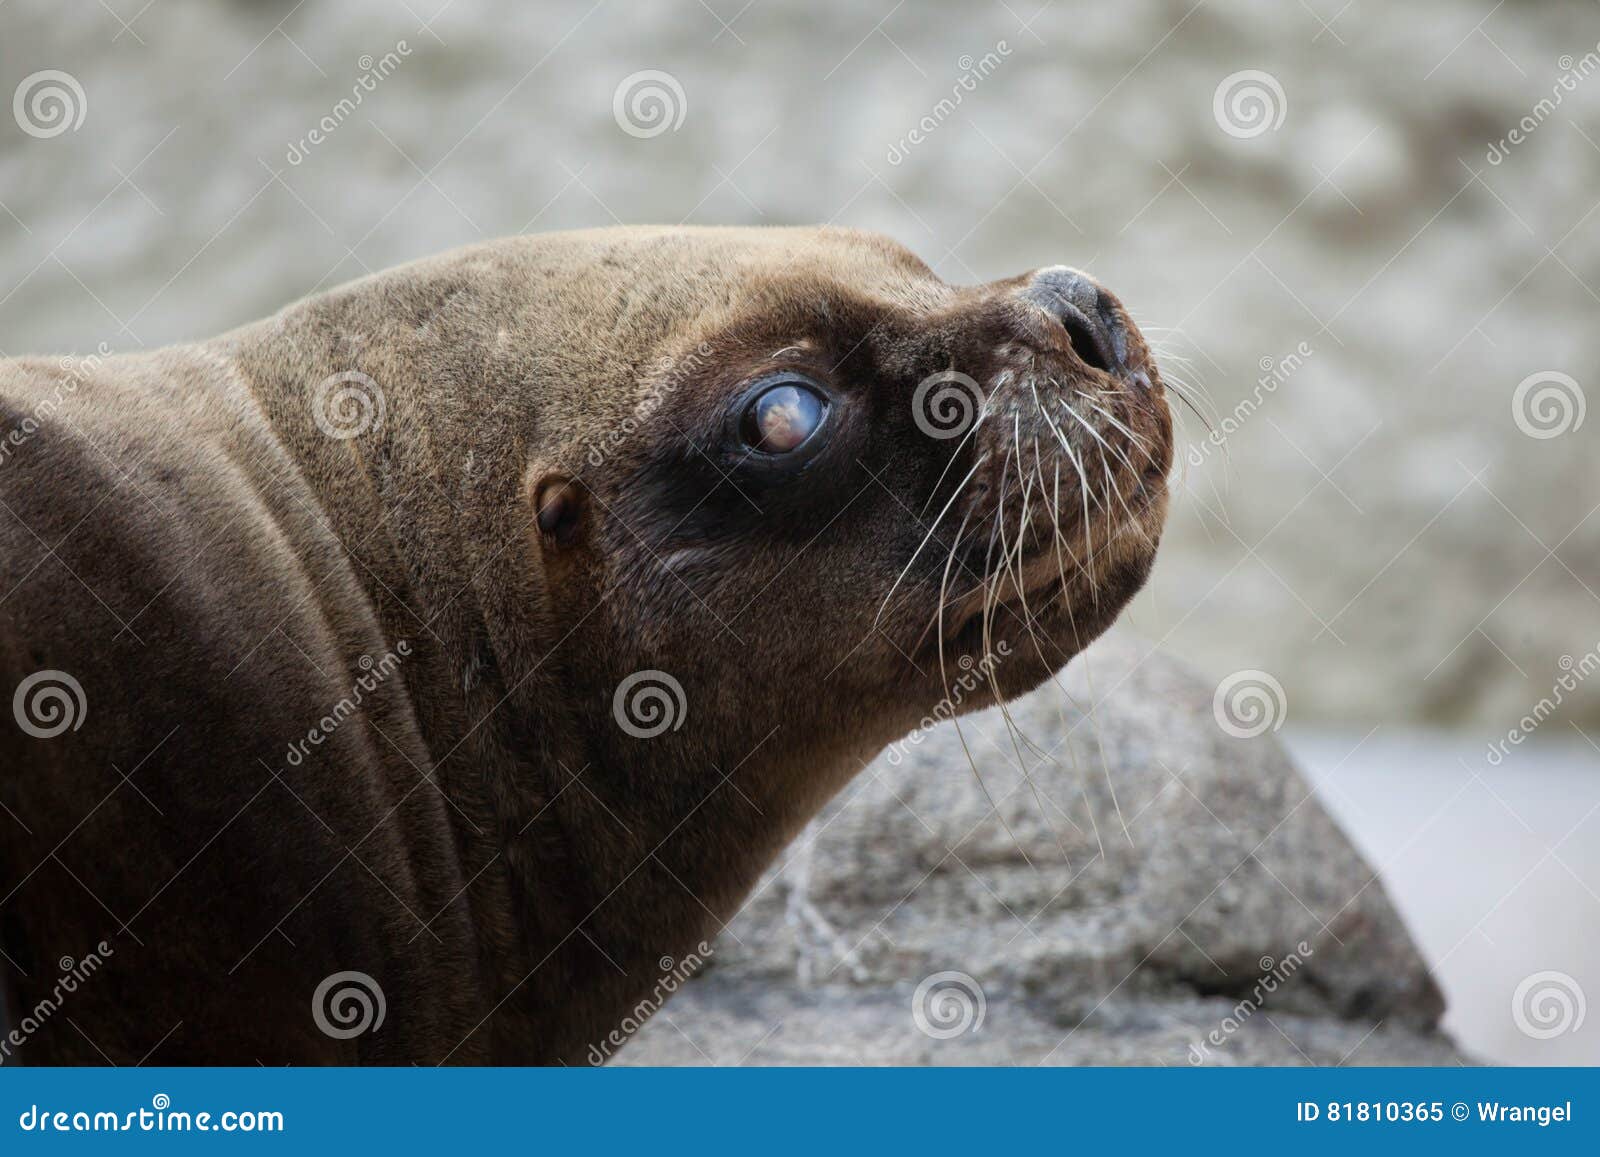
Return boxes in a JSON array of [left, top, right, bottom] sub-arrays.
[[0, 225, 1170, 1064]]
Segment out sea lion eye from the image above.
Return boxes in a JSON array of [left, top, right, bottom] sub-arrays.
[[742, 380, 827, 454]]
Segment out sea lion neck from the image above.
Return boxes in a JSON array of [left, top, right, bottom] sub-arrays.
[[215, 249, 854, 1061]]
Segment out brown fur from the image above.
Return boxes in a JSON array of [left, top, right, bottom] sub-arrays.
[[0, 226, 1170, 1063]]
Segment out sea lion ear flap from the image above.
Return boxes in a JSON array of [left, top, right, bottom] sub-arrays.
[[532, 473, 584, 546]]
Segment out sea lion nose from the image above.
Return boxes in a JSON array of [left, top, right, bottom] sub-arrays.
[[1022, 267, 1147, 387]]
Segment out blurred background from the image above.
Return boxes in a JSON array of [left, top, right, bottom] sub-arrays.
[[1, 0, 1595, 1063]]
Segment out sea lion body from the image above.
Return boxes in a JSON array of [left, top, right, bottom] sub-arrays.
[[0, 343, 493, 1061], [0, 227, 1171, 1063]]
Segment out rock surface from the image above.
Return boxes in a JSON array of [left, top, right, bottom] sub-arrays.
[[620, 633, 1468, 1065]]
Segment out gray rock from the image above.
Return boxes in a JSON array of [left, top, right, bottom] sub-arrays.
[[619, 633, 1468, 1066]]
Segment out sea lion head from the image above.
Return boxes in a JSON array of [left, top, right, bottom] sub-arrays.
[[517, 226, 1171, 814]]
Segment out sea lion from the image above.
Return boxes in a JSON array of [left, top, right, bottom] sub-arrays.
[[0, 225, 1171, 1064]]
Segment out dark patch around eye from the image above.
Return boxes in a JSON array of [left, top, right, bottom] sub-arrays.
[[620, 373, 858, 552]]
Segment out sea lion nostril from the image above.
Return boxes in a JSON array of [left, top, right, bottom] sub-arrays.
[[1057, 307, 1117, 375], [1024, 267, 1127, 375]]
